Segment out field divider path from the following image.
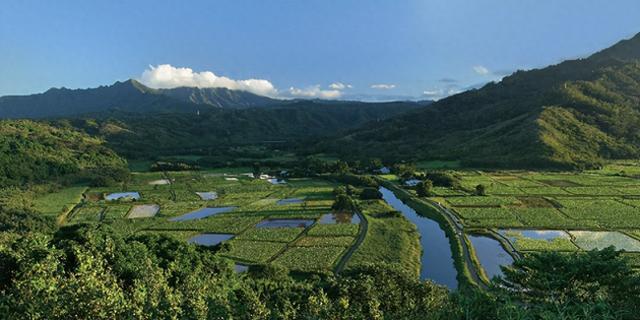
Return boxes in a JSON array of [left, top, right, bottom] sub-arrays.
[[334, 210, 368, 273]]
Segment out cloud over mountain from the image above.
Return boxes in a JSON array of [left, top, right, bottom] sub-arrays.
[[139, 64, 278, 97]]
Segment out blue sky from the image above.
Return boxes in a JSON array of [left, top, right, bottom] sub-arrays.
[[1, 0, 639, 100]]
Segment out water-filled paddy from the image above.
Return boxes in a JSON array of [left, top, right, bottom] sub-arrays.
[[170, 207, 236, 221], [468, 235, 514, 280], [187, 233, 234, 246], [569, 231, 640, 252], [127, 204, 160, 218], [196, 191, 218, 200], [318, 212, 361, 225], [105, 192, 140, 201], [499, 229, 570, 242], [256, 219, 315, 228], [379, 187, 458, 289], [276, 198, 303, 205], [268, 178, 286, 185], [148, 179, 171, 185], [234, 264, 249, 273]]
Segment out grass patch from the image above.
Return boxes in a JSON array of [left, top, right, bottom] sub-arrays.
[[222, 240, 287, 263], [33, 186, 86, 217], [272, 246, 346, 272]]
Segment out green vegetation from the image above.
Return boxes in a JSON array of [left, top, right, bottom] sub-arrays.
[[222, 240, 287, 263], [0, 120, 126, 186], [307, 224, 359, 236], [272, 246, 347, 272], [325, 33, 640, 169], [32, 186, 86, 217], [347, 200, 421, 276]]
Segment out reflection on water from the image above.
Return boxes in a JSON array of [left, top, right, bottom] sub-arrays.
[[318, 212, 361, 225], [468, 235, 513, 280], [499, 229, 569, 241], [379, 187, 458, 289], [256, 219, 315, 228], [170, 207, 236, 221], [276, 198, 303, 205], [105, 192, 140, 201], [234, 264, 249, 273], [196, 191, 218, 200], [188, 233, 234, 246]]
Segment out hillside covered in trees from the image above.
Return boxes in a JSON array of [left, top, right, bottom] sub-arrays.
[[324, 33, 640, 169], [0, 120, 126, 186], [67, 101, 425, 159]]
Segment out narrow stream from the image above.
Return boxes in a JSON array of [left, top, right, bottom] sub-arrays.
[[379, 187, 458, 289]]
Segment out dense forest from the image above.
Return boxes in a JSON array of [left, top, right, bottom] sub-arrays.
[[0, 215, 638, 319], [66, 101, 424, 159], [0, 120, 126, 187]]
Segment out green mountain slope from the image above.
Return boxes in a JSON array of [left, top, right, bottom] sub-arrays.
[[71, 101, 424, 158], [0, 120, 126, 186], [325, 33, 640, 169]]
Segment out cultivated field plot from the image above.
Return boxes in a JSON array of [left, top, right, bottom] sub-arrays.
[[61, 171, 361, 272], [396, 165, 640, 258], [33, 186, 87, 217], [441, 169, 640, 230], [569, 231, 640, 252]]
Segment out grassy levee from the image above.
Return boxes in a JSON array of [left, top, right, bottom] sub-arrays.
[[345, 200, 421, 277], [462, 232, 492, 284], [376, 178, 479, 288]]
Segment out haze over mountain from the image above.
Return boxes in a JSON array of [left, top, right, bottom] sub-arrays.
[[325, 33, 640, 169]]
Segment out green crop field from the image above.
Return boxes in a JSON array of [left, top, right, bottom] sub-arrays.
[[33, 186, 87, 217], [272, 246, 347, 272], [347, 200, 421, 277], [25, 170, 377, 273], [389, 166, 640, 261]]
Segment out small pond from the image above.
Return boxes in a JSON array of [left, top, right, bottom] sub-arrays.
[[170, 207, 236, 222], [196, 191, 218, 200], [148, 179, 171, 185], [276, 198, 304, 205], [499, 229, 570, 241], [268, 178, 286, 185], [128, 204, 160, 219], [256, 219, 315, 228], [380, 187, 458, 289], [187, 233, 234, 246], [105, 192, 140, 201], [319, 212, 361, 225], [234, 264, 249, 273], [569, 231, 640, 252], [468, 234, 514, 280]]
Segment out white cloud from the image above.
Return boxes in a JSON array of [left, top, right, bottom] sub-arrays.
[[288, 85, 342, 99], [139, 64, 278, 97], [329, 82, 352, 90], [370, 84, 396, 90], [473, 65, 490, 75], [422, 88, 461, 100]]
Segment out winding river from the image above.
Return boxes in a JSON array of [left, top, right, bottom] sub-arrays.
[[379, 187, 459, 289]]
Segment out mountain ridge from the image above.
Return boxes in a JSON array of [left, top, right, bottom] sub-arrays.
[[324, 32, 640, 169], [0, 79, 286, 118]]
